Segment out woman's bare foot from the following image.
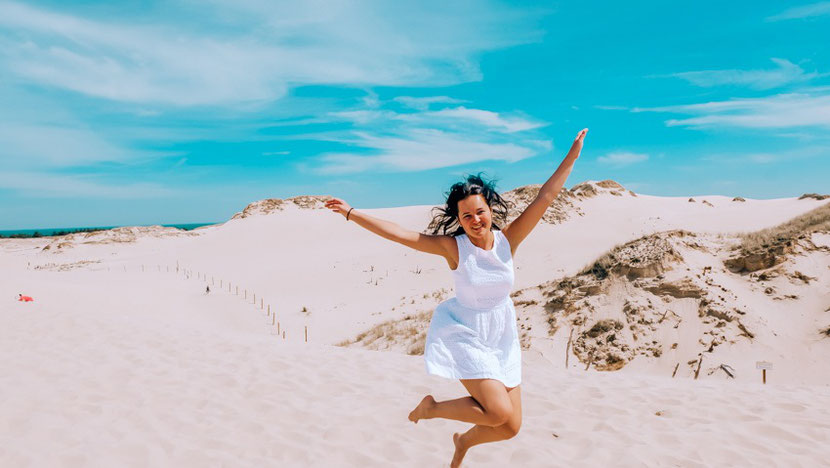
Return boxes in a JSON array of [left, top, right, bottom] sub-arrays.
[[451, 432, 468, 468], [407, 395, 436, 423]]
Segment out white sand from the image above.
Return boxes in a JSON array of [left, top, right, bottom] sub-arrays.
[[1, 185, 829, 466]]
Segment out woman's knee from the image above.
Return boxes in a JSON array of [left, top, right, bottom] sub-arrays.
[[501, 417, 521, 439], [485, 402, 513, 426]]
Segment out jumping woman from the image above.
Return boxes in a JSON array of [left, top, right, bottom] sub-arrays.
[[325, 128, 588, 466]]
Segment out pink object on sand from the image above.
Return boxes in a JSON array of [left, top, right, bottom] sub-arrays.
[[19, 296, 34, 302]]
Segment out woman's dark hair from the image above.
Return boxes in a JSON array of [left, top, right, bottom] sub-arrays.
[[429, 173, 511, 236]]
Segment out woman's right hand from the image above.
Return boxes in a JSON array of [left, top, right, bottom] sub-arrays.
[[324, 197, 353, 219]]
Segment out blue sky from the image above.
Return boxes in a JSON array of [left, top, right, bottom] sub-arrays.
[[1, 0, 828, 229]]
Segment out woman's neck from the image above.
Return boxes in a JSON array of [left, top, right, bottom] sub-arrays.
[[468, 230, 494, 250]]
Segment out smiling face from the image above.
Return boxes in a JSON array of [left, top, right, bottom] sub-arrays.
[[456, 194, 492, 239]]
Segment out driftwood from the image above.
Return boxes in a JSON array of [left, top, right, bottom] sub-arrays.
[[719, 364, 735, 379], [694, 355, 703, 380], [672, 363, 680, 378], [565, 328, 574, 368], [658, 310, 670, 324], [585, 353, 594, 371]]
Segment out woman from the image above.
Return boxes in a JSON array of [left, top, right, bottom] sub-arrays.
[[325, 128, 588, 467]]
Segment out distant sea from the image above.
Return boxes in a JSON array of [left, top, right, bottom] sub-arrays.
[[0, 223, 216, 238]]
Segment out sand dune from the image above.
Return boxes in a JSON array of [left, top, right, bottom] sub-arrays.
[[2, 181, 829, 466]]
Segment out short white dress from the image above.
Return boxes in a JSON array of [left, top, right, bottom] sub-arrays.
[[424, 229, 521, 388]]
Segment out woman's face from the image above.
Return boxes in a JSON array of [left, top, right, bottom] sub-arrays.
[[457, 194, 492, 238]]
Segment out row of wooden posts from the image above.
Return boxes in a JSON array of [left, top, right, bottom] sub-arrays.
[[106, 262, 308, 343]]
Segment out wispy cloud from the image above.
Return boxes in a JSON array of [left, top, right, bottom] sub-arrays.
[[635, 88, 830, 129], [668, 58, 817, 90], [596, 151, 649, 167], [315, 99, 550, 173], [315, 130, 549, 174], [393, 96, 467, 110], [767, 2, 830, 21], [0, 1, 541, 106], [425, 107, 545, 133], [329, 106, 545, 133]]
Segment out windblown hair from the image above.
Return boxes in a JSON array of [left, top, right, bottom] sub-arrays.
[[428, 173, 511, 236]]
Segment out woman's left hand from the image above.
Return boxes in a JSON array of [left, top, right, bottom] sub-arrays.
[[568, 128, 589, 158]]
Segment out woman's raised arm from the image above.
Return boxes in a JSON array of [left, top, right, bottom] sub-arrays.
[[325, 198, 452, 258], [503, 128, 588, 253]]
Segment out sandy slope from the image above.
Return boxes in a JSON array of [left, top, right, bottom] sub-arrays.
[[2, 274, 828, 467]]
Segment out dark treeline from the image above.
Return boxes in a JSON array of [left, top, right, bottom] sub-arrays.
[[0, 228, 105, 239]]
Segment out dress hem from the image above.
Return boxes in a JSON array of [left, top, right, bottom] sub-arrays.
[[425, 362, 521, 388]]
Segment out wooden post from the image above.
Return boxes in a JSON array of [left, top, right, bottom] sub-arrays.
[[253, 293, 256, 303], [305, 326, 308, 343], [756, 361, 772, 384], [282, 330, 286, 340], [565, 328, 574, 368], [244, 289, 247, 299], [277, 322, 280, 334], [272, 313, 275, 326], [260, 298, 263, 309], [268, 304, 271, 316], [694, 355, 703, 380], [672, 363, 680, 378]]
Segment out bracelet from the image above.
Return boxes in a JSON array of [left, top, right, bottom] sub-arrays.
[[346, 208, 354, 221]]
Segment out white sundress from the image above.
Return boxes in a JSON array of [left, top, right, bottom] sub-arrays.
[[424, 229, 522, 388]]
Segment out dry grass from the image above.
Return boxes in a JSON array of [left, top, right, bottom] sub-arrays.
[[739, 202, 830, 252], [336, 310, 432, 355]]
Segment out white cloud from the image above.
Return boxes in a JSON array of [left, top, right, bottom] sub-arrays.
[[314, 100, 550, 173], [315, 129, 549, 174], [425, 107, 545, 133], [596, 151, 649, 167], [329, 105, 545, 134], [670, 59, 817, 90], [766, 2, 830, 21], [636, 89, 830, 129], [393, 96, 467, 110], [0, 1, 541, 106]]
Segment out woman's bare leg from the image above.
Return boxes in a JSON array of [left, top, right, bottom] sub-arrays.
[[408, 379, 513, 427], [451, 384, 522, 468]]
